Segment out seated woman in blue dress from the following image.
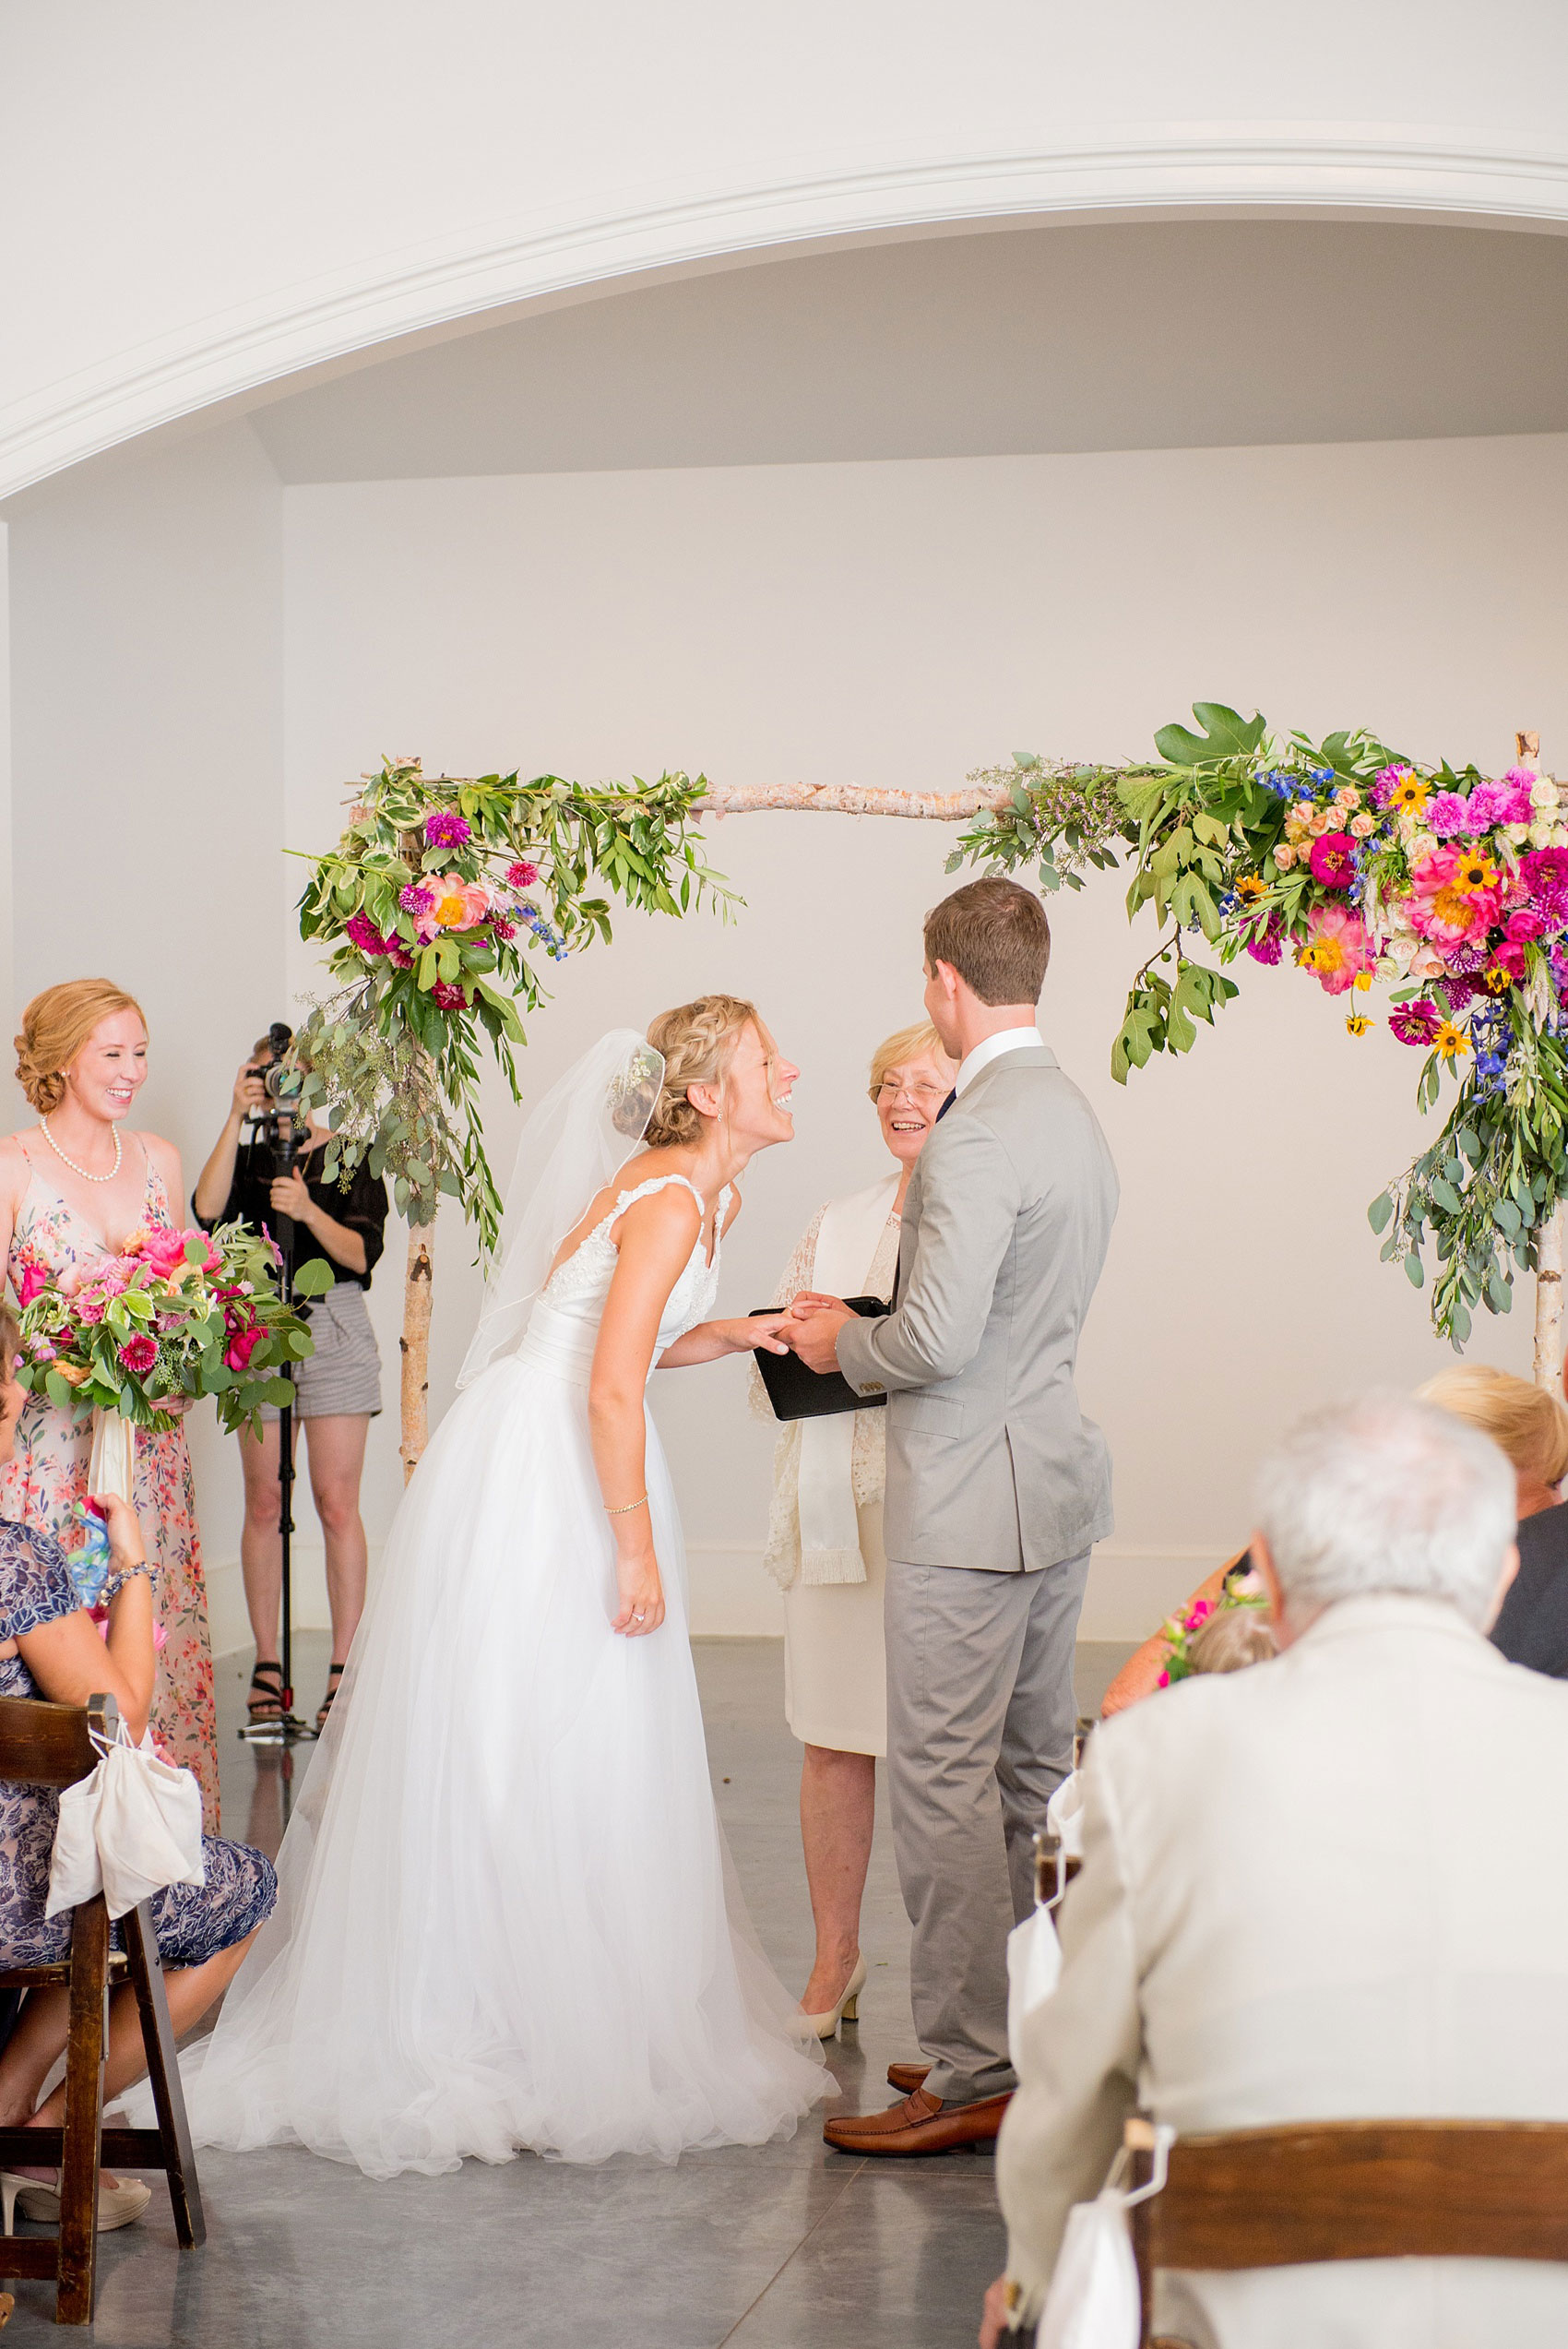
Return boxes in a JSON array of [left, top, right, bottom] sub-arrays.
[[0, 1304, 276, 2231]]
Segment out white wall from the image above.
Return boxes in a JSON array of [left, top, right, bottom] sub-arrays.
[[4, 419, 285, 1647], [6, 1, 1568, 494], [282, 431, 1568, 1638]]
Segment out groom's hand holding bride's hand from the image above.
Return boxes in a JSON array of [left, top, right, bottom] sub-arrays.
[[781, 1293, 856, 1375]]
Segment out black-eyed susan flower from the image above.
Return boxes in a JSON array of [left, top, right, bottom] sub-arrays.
[[1345, 1014, 1372, 1036]]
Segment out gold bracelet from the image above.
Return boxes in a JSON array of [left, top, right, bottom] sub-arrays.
[[604, 1494, 649, 1517]]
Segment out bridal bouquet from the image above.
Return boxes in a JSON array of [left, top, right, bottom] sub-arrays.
[[15, 1221, 333, 1437]]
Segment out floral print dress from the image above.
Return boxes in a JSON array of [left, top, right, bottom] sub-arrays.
[[2, 1142, 221, 1830], [0, 1520, 272, 1965]]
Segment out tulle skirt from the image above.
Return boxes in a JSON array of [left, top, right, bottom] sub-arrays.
[[172, 1353, 826, 2177]]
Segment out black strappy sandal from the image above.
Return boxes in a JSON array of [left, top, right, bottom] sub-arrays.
[[315, 1663, 346, 1732], [246, 1660, 286, 1726]]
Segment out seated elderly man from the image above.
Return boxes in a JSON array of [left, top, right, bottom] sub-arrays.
[[989, 1392, 1568, 2349]]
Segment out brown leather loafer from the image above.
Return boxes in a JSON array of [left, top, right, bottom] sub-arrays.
[[823, 2085, 1012, 2156], [886, 2060, 931, 2094]]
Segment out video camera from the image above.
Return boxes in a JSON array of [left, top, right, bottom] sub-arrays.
[[245, 1020, 307, 1178]]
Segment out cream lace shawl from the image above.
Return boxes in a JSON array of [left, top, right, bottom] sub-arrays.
[[749, 1203, 901, 1592]]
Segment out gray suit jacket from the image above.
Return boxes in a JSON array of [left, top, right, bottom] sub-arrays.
[[835, 1043, 1117, 1572]]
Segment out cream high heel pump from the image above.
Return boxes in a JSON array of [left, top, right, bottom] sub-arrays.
[[1, 2170, 151, 2234], [800, 1952, 867, 2042]]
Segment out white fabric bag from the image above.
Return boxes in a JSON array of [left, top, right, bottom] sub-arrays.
[[1046, 1770, 1085, 1862], [46, 1718, 204, 1922], [1005, 1903, 1063, 2073], [86, 1408, 137, 1506], [1033, 2129, 1172, 2349]]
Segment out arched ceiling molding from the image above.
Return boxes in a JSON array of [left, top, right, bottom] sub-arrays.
[[6, 125, 1568, 502]]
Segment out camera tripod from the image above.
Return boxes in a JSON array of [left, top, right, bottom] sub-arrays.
[[237, 1139, 317, 1748]]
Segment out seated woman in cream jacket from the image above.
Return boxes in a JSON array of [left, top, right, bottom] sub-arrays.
[[754, 1021, 953, 2036]]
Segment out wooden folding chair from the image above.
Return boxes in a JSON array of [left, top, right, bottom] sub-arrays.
[[0, 1692, 204, 2325], [1126, 2114, 1568, 2349]]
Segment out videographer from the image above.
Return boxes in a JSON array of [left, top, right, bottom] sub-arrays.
[[192, 1028, 388, 1733]]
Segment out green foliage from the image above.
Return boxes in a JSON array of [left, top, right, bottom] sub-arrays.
[[950, 704, 1566, 1346], [292, 762, 735, 1254], [1372, 1012, 1568, 1348]]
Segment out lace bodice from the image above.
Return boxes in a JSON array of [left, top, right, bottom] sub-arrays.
[[528, 1175, 731, 1377]]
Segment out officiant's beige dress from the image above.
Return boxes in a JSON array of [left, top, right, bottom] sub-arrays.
[[754, 1174, 900, 1757]]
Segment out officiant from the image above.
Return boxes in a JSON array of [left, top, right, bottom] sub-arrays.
[[752, 1021, 954, 2038]]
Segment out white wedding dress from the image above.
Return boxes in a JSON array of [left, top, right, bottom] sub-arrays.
[[172, 1160, 826, 2177]]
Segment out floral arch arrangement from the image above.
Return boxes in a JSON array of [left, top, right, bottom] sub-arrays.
[[293, 714, 1564, 1469]]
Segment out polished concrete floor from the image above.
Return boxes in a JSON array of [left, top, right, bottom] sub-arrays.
[[0, 1634, 1134, 2346]]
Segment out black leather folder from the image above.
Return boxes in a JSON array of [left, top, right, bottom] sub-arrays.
[[748, 1298, 891, 1422]]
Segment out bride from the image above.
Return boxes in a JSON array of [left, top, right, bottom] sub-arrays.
[[172, 996, 827, 2176]]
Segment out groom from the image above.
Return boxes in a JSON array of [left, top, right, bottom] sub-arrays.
[[785, 876, 1118, 2153]]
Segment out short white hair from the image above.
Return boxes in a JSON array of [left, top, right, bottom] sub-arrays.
[[1254, 1392, 1515, 1629]]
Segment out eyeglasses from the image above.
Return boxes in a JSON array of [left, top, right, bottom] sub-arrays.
[[876, 1079, 948, 1104]]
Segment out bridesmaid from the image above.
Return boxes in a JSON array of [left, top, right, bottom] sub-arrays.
[[0, 980, 220, 1829]]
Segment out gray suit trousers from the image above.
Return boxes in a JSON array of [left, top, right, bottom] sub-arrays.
[[885, 1551, 1091, 2106]]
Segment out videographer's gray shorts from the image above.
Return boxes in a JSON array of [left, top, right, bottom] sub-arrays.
[[261, 1281, 383, 1421]]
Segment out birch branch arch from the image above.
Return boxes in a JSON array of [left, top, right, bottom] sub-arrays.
[[290, 721, 1567, 1473]]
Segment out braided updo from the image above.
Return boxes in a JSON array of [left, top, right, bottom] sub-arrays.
[[15, 980, 146, 1115], [644, 996, 761, 1147]]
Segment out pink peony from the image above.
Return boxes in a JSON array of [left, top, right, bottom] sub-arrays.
[[224, 1326, 264, 1372], [1308, 832, 1357, 889], [1408, 845, 1503, 948], [1301, 904, 1376, 996], [134, 1226, 217, 1279], [344, 912, 389, 956], [117, 1334, 159, 1377], [428, 874, 491, 932], [1388, 999, 1442, 1046]]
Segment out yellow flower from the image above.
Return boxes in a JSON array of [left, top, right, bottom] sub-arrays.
[[1389, 773, 1431, 812], [1234, 873, 1266, 904], [1352, 971, 1372, 992], [1451, 853, 1500, 896], [1345, 1014, 1372, 1035], [1433, 1021, 1470, 1060]]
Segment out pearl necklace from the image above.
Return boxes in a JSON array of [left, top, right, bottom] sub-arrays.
[[39, 1115, 122, 1185]]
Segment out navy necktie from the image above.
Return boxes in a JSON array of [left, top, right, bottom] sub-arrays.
[[934, 1089, 957, 1123]]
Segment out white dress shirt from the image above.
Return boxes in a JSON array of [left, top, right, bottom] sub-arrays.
[[953, 1025, 1046, 1097]]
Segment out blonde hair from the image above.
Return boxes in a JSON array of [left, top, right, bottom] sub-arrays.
[[866, 1021, 953, 1105], [0, 1301, 18, 1370], [1418, 1364, 1568, 1488], [644, 996, 761, 1149], [1187, 1607, 1277, 1676], [15, 980, 147, 1115]]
